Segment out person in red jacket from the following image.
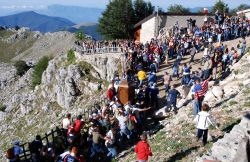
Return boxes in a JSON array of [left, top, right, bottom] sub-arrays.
[[107, 84, 115, 101], [134, 133, 152, 162], [73, 115, 84, 134]]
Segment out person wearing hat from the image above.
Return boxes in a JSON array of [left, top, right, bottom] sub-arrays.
[[7, 140, 23, 162], [134, 133, 152, 162]]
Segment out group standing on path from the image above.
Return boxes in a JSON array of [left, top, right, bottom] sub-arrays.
[[6, 11, 249, 162]]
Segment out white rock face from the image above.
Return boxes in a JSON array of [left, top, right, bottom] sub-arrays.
[[197, 114, 250, 162], [75, 52, 122, 81], [0, 112, 7, 122], [211, 86, 224, 99]]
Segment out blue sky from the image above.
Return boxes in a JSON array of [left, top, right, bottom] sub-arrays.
[[0, 0, 249, 10]]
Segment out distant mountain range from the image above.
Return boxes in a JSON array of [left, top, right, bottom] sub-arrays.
[[0, 11, 102, 40], [0, 5, 104, 24], [0, 11, 75, 32], [67, 23, 103, 40]]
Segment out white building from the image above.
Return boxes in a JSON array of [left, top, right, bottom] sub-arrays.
[[134, 12, 214, 44], [237, 9, 250, 19]]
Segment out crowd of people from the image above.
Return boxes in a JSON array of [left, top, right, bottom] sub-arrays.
[[74, 39, 136, 54], [6, 11, 249, 162]]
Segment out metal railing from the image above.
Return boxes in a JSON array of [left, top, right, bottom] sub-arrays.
[[9, 98, 108, 162], [75, 46, 124, 55]]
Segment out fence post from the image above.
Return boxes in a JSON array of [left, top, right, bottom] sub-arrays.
[[51, 129, 55, 146], [22, 144, 27, 161], [45, 133, 49, 147]]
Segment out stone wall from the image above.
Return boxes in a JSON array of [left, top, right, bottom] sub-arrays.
[[74, 52, 124, 81], [159, 15, 210, 29]]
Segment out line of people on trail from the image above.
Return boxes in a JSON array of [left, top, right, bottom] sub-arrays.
[[6, 13, 249, 162]]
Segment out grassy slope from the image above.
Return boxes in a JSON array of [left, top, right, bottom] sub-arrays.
[[0, 31, 36, 62]]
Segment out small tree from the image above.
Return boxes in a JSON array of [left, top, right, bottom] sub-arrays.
[[0, 102, 6, 112], [167, 4, 190, 14], [14, 60, 29, 76], [134, 0, 154, 23], [31, 56, 49, 88], [67, 49, 76, 64], [230, 4, 250, 14], [75, 30, 86, 41], [98, 0, 135, 39], [212, 0, 229, 13]]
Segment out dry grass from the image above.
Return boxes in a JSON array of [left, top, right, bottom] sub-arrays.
[[0, 32, 36, 62]]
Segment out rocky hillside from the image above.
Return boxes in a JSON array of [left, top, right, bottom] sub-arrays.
[[0, 27, 75, 63], [0, 30, 123, 159]]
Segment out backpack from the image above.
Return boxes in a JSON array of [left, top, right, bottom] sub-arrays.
[[6, 147, 14, 159], [127, 116, 135, 131]]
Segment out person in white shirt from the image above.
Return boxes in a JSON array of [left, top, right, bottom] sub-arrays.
[[116, 111, 130, 140], [193, 103, 218, 146], [62, 113, 71, 138]]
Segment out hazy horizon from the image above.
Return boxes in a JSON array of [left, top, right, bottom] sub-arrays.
[[0, 0, 249, 15]]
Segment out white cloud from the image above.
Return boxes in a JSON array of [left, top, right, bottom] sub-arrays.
[[0, 5, 46, 9]]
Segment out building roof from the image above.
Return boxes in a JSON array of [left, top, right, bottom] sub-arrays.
[[134, 12, 214, 28], [237, 8, 250, 15], [134, 13, 157, 28]]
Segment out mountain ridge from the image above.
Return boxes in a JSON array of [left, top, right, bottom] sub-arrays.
[[0, 11, 75, 32]]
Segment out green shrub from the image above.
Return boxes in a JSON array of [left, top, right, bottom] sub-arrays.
[[31, 56, 49, 88], [14, 60, 29, 76], [78, 61, 92, 74], [75, 31, 86, 41], [67, 49, 76, 64], [0, 102, 6, 112], [228, 100, 238, 106]]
